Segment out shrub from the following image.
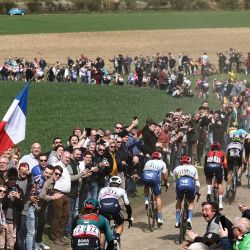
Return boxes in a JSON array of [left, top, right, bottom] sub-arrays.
[[27, 1, 42, 13], [0, 1, 17, 14]]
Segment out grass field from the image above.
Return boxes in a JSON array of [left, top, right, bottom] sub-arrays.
[[1, 10, 250, 35], [0, 76, 224, 154]]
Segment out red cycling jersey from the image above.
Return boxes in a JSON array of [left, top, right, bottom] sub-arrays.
[[205, 150, 227, 169]]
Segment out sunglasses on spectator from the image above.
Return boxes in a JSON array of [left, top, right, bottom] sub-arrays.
[[98, 148, 105, 152], [54, 172, 62, 177], [116, 127, 123, 130], [39, 159, 47, 162], [55, 141, 62, 144], [110, 146, 116, 148], [116, 141, 122, 143], [0, 190, 6, 193]]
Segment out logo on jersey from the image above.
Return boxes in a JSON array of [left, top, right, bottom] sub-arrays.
[[207, 156, 221, 164]]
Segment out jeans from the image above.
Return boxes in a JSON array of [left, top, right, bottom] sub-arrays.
[[18, 206, 36, 250], [65, 196, 79, 235], [36, 204, 47, 243], [87, 182, 99, 200], [26, 206, 36, 250]]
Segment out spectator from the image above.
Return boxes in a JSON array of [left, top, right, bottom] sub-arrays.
[[39, 166, 66, 246], [65, 148, 91, 238], [19, 143, 41, 171], [2, 168, 24, 250], [50, 151, 71, 245], [187, 202, 233, 247], [48, 145, 64, 167], [0, 185, 7, 249]]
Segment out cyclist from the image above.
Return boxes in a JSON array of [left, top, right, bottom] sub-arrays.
[[142, 151, 168, 226], [226, 135, 244, 187], [227, 122, 238, 140], [72, 198, 115, 250], [204, 142, 227, 210], [98, 176, 132, 243], [244, 133, 250, 175], [173, 155, 200, 229]]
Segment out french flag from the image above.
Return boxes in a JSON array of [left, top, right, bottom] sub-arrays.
[[0, 83, 30, 155]]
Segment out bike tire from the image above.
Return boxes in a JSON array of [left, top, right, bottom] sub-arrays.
[[247, 163, 250, 188], [178, 196, 188, 244], [147, 190, 155, 232]]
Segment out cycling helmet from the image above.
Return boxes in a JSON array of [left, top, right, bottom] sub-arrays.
[[109, 176, 122, 186], [211, 142, 221, 151], [83, 198, 99, 210], [180, 155, 191, 164], [152, 151, 162, 160], [232, 135, 241, 142]]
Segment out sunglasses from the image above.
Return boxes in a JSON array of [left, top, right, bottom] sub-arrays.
[[55, 141, 62, 144], [110, 146, 115, 148], [116, 141, 122, 143], [0, 190, 6, 193], [54, 172, 62, 177], [98, 149, 105, 152], [39, 159, 47, 162], [116, 127, 122, 130], [8, 178, 17, 182]]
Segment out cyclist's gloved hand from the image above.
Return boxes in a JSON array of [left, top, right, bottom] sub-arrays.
[[128, 216, 133, 228]]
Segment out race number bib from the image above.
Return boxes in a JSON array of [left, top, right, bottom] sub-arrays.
[[73, 224, 100, 238]]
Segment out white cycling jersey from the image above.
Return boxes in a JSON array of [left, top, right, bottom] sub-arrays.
[[98, 186, 130, 205], [173, 164, 200, 188], [143, 159, 167, 174], [226, 142, 244, 157]]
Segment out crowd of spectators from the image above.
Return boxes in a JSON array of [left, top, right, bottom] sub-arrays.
[[0, 49, 250, 249], [0, 49, 249, 92]]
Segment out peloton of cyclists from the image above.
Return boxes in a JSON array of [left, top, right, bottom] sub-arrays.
[[98, 176, 132, 244], [173, 155, 201, 230], [142, 151, 168, 226], [72, 198, 115, 250], [204, 142, 227, 210]]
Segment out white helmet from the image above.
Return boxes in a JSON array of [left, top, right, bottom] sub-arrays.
[[109, 176, 122, 186]]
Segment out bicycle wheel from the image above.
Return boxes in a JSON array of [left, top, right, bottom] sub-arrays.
[[247, 162, 250, 188], [178, 195, 188, 244], [147, 189, 155, 232]]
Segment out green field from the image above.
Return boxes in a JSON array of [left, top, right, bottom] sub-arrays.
[[0, 80, 221, 154], [1, 10, 250, 35]]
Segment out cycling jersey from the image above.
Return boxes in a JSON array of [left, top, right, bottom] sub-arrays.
[[72, 213, 113, 250], [226, 142, 244, 170], [204, 150, 226, 183], [227, 127, 237, 138], [141, 159, 167, 196], [173, 164, 200, 201], [98, 187, 130, 226]]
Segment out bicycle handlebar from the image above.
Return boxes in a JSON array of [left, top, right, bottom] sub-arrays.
[[123, 218, 133, 228]]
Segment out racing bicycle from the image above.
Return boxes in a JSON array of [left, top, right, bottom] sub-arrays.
[[227, 160, 238, 204], [146, 184, 168, 232], [105, 214, 132, 250], [178, 192, 200, 244]]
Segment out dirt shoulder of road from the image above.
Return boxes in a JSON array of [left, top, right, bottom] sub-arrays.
[[0, 28, 249, 71]]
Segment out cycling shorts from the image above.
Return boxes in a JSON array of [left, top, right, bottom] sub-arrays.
[[72, 237, 100, 250], [204, 163, 223, 184], [142, 170, 161, 196], [99, 198, 123, 226], [227, 156, 242, 171], [176, 176, 195, 201]]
